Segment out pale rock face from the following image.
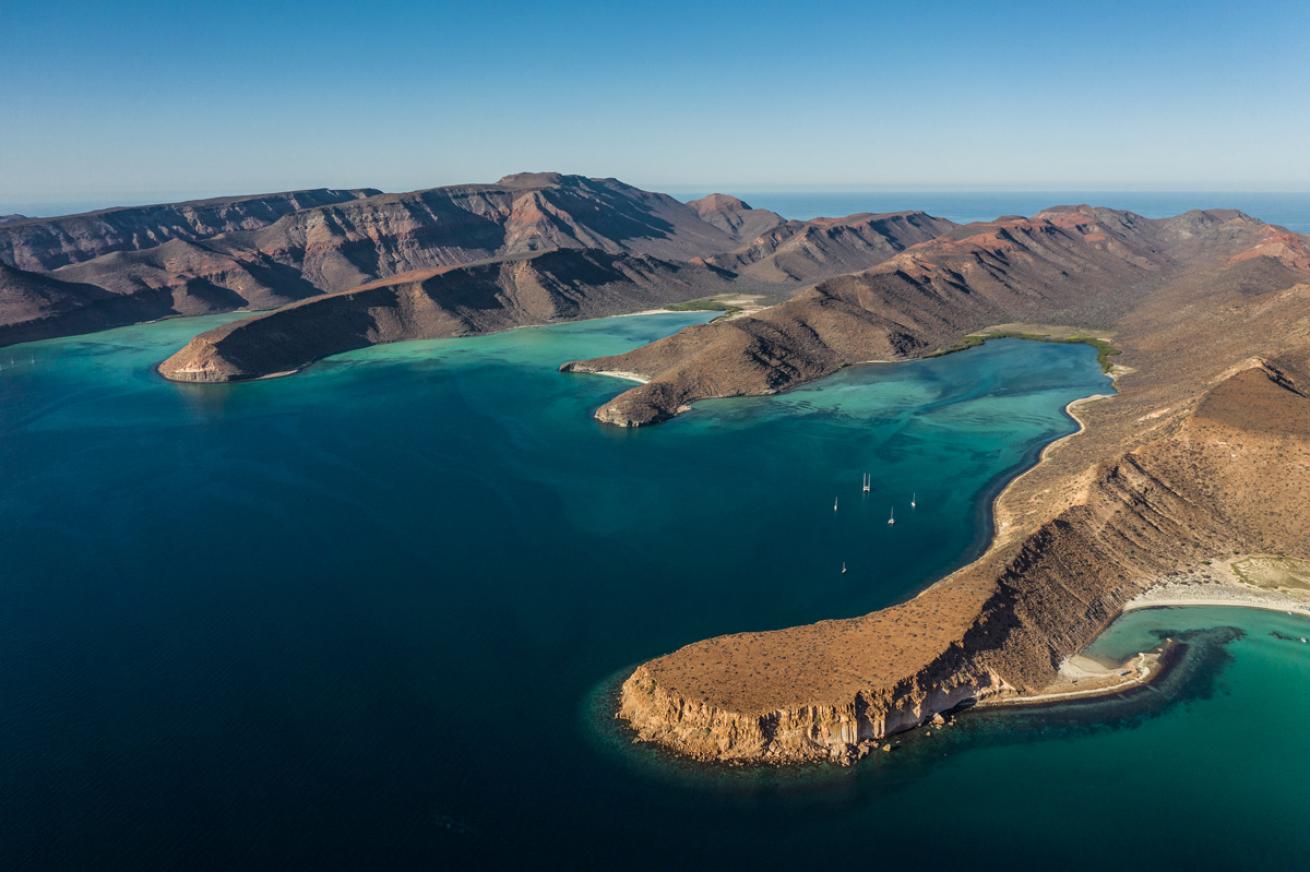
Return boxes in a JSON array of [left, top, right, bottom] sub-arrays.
[[618, 662, 1010, 765]]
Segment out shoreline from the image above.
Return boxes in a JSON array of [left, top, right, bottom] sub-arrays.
[[585, 369, 651, 384], [977, 644, 1172, 709], [929, 326, 1122, 374], [609, 573, 1304, 769], [989, 390, 1114, 543], [1125, 556, 1310, 617], [1123, 584, 1310, 617], [794, 335, 1119, 551]]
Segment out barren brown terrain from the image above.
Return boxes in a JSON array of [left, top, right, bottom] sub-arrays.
[[609, 209, 1310, 763]]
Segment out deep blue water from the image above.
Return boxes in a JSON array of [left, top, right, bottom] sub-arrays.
[[3, 307, 1308, 869], [679, 190, 1310, 232], [0, 313, 1123, 869]]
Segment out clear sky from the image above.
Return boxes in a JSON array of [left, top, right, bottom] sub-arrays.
[[3, 0, 1309, 211]]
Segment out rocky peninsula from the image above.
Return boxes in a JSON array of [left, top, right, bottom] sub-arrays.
[[598, 208, 1310, 763]]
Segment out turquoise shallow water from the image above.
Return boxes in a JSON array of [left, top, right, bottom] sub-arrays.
[[587, 606, 1310, 869], [2, 314, 1306, 869]]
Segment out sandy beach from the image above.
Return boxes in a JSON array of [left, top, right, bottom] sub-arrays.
[[1125, 556, 1310, 617], [587, 369, 650, 384], [979, 647, 1167, 708]]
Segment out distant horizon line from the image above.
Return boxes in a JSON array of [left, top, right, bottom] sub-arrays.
[[665, 185, 1310, 194], [5, 184, 1310, 219]]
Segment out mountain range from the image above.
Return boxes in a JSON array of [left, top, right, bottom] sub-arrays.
[[0, 173, 951, 357]]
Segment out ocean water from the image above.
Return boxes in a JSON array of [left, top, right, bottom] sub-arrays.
[[2, 313, 1307, 869], [681, 190, 1310, 232]]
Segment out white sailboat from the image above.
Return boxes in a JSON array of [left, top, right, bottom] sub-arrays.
[[887, 506, 895, 526]]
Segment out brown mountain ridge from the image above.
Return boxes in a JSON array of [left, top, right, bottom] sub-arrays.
[[1, 174, 954, 352]]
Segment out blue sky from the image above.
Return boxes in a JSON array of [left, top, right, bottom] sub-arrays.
[[3, 0, 1309, 210]]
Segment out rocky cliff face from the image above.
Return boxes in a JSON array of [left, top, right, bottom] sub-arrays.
[[233, 174, 743, 294], [0, 175, 730, 346], [0, 262, 171, 346]]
